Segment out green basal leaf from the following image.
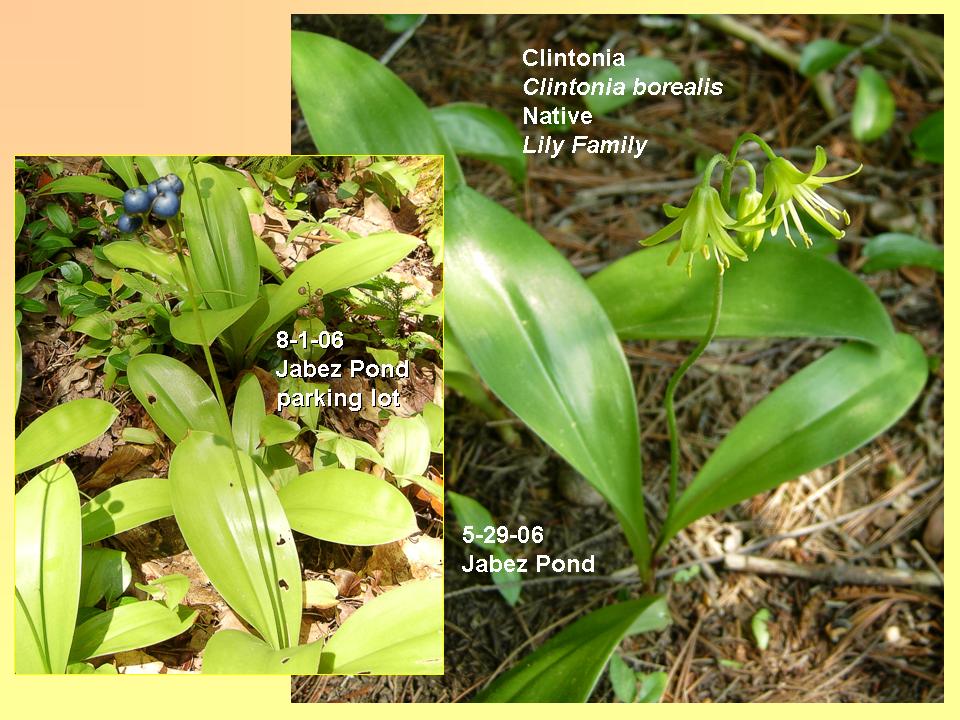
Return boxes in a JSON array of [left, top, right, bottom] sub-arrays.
[[278, 468, 417, 546], [291, 31, 463, 188], [608, 653, 637, 703], [910, 109, 944, 164], [79, 548, 131, 607], [589, 241, 895, 347], [36, 176, 123, 200], [423, 402, 444, 453], [15, 398, 118, 475], [102, 241, 192, 294], [636, 671, 668, 703], [203, 630, 323, 674], [128, 354, 228, 444], [660, 334, 928, 545], [432, 102, 526, 184], [260, 414, 301, 446], [102, 156, 139, 189], [319, 579, 443, 675], [169, 300, 257, 346], [69, 601, 196, 662], [15, 463, 82, 674], [585, 57, 681, 115], [446, 186, 650, 573], [255, 232, 421, 339], [449, 491, 521, 606], [121, 427, 159, 445], [255, 235, 286, 280], [169, 432, 301, 650], [80, 478, 173, 544], [862, 233, 944, 273], [382, 415, 431, 478], [232, 372, 266, 457], [851, 66, 895, 143], [478, 596, 669, 702], [798, 39, 855, 77], [135, 574, 190, 610], [66, 661, 118, 674]]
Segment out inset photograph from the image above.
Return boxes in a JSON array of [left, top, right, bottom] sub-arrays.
[[15, 155, 444, 674]]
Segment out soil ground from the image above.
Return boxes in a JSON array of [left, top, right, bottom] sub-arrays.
[[291, 14, 943, 702]]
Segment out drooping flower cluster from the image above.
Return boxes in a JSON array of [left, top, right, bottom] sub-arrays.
[[117, 173, 185, 234], [641, 141, 860, 275]]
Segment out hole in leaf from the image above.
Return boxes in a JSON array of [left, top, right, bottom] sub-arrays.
[[280, 657, 290, 664], [146, 393, 157, 404], [278, 579, 289, 590], [276, 536, 286, 546]]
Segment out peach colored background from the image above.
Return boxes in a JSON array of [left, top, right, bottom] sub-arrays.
[[1, 1, 952, 714]]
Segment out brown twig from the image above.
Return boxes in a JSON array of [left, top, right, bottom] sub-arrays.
[[724, 553, 942, 588]]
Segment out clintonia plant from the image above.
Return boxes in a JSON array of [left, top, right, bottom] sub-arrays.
[[292, 31, 928, 701]]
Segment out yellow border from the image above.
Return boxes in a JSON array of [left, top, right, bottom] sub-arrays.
[[1, 1, 951, 712]]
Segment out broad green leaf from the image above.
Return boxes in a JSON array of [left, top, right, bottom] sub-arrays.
[[68, 312, 113, 341], [44, 204, 72, 234], [15, 190, 26, 239], [69, 601, 196, 662], [382, 415, 431, 478], [798, 39, 855, 77], [15, 268, 50, 295], [15, 464, 82, 674], [102, 241, 191, 293], [80, 478, 173, 544], [121, 427, 159, 445], [278, 469, 417, 545], [232, 372, 266, 457], [589, 242, 895, 346], [661, 334, 928, 545], [608, 654, 637, 703], [423, 402, 444, 453], [852, 66, 895, 143], [862, 233, 943, 273], [15, 398, 118, 475], [135, 574, 190, 610], [478, 596, 668, 702], [255, 232, 421, 337], [292, 31, 463, 188], [446, 186, 650, 572], [79, 548, 131, 607], [36, 176, 123, 200], [432, 102, 526, 184], [910, 110, 943, 163], [66, 662, 117, 674], [448, 491, 521, 605], [260, 414, 301, 446], [203, 630, 323, 674], [102, 157, 139, 189], [319, 579, 443, 674], [585, 57, 682, 115], [127, 354, 228, 444], [169, 300, 257, 345], [304, 579, 339, 609], [169, 432, 301, 649], [636, 671, 668, 702]]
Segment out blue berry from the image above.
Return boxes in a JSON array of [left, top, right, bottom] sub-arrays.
[[151, 191, 181, 219], [123, 187, 151, 214], [155, 173, 184, 196], [145, 182, 160, 202], [117, 214, 143, 234]]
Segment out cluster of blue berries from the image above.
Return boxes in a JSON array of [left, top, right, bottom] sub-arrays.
[[117, 173, 185, 234]]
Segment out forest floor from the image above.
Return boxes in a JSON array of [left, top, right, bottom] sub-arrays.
[[291, 14, 943, 702]]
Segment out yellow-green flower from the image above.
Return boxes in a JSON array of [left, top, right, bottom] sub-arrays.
[[760, 146, 861, 247], [735, 187, 767, 251], [642, 185, 747, 276]]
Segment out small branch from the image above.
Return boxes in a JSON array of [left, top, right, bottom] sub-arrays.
[[724, 553, 942, 588]]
